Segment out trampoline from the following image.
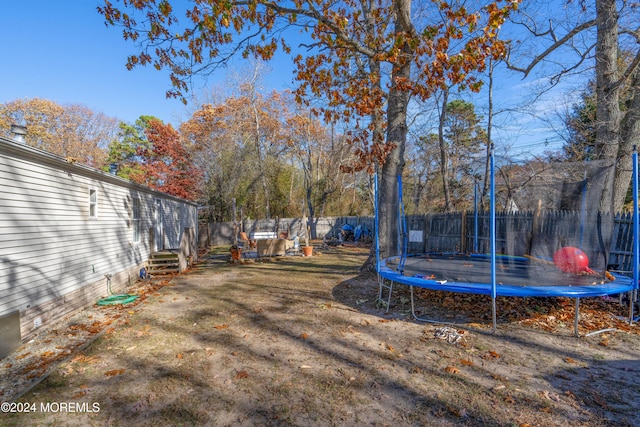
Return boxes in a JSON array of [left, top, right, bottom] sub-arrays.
[[376, 148, 639, 337]]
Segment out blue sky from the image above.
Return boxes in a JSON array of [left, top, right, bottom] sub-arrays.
[[1, 1, 187, 124], [0, 0, 299, 126], [1, 0, 576, 156]]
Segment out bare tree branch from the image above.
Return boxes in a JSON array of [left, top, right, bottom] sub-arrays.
[[608, 31, 640, 92], [256, 1, 380, 58], [507, 19, 597, 78]]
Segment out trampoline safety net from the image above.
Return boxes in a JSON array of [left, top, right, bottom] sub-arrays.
[[394, 158, 622, 287]]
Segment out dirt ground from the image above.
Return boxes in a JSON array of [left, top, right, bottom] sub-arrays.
[[1, 245, 640, 426]]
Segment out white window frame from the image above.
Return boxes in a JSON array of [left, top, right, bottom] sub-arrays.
[[132, 197, 141, 243], [89, 188, 98, 219]]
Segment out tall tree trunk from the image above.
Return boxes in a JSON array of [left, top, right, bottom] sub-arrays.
[[378, 62, 411, 261], [482, 59, 495, 209], [595, 0, 621, 213], [289, 159, 296, 211], [438, 88, 453, 211], [304, 143, 315, 220], [612, 66, 640, 211], [360, 26, 386, 271], [361, 0, 413, 271], [252, 104, 271, 219]]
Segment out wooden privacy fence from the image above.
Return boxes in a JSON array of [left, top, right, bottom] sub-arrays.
[[406, 210, 636, 274], [199, 216, 375, 246], [202, 211, 637, 274], [609, 213, 636, 274]]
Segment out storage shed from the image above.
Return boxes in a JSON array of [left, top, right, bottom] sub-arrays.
[[0, 133, 198, 357]]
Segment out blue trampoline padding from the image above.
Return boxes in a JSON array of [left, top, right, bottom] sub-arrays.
[[379, 258, 635, 298]]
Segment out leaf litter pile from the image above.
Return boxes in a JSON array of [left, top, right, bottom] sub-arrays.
[[410, 288, 638, 336], [2, 246, 640, 427]]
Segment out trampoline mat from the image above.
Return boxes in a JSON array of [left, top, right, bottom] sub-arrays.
[[386, 254, 612, 288]]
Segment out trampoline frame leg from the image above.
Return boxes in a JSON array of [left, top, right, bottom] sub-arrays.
[[409, 285, 497, 334], [377, 275, 393, 313], [574, 298, 580, 337], [630, 290, 636, 325], [491, 297, 497, 334], [396, 283, 628, 338]]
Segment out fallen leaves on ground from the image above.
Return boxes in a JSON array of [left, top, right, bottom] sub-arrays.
[[413, 289, 638, 334], [590, 391, 609, 408], [71, 354, 99, 365], [104, 369, 126, 377], [482, 350, 501, 360], [0, 277, 174, 403], [234, 370, 249, 380]]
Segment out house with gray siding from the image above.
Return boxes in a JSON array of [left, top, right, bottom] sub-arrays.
[[0, 133, 198, 357]]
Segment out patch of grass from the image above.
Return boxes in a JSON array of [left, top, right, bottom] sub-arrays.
[[157, 403, 206, 425], [375, 299, 389, 309], [40, 371, 68, 388]]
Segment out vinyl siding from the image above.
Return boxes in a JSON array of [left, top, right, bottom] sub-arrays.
[[0, 138, 197, 322]]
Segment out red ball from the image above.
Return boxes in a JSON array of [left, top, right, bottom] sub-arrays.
[[553, 247, 590, 274]]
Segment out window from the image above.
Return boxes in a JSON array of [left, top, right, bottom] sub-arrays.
[[132, 197, 141, 243], [89, 189, 98, 218]]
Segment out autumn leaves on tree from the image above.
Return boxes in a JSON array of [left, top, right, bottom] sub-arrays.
[[135, 119, 202, 201], [0, 102, 202, 202], [104, 116, 202, 201], [0, 98, 117, 168]]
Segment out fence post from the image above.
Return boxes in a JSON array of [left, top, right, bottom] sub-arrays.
[[527, 199, 542, 254], [461, 210, 467, 253]]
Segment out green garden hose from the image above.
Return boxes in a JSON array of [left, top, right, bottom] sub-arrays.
[[96, 273, 139, 306], [96, 294, 138, 306]]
